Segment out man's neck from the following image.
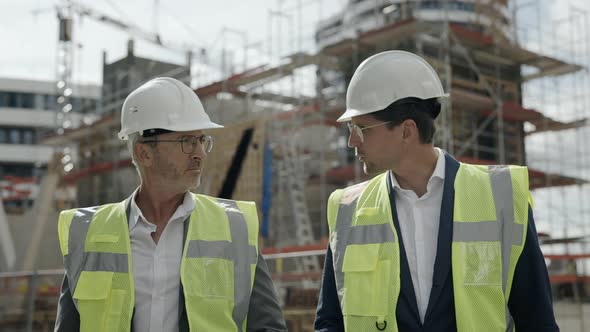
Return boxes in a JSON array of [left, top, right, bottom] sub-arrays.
[[135, 184, 185, 229], [393, 147, 439, 197]]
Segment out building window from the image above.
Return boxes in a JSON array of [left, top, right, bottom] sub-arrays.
[[6, 92, 15, 107], [34, 94, 44, 109], [45, 94, 57, 110], [9, 129, 20, 143], [0, 163, 35, 177], [2, 92, 35, 108], [0, 128, 7, 143], [20, 93, 34, 108], [71, 97, 81, 112], [0, 128, 37, 144], [0, 92, 8, 107], [23, 130, 34, 144]]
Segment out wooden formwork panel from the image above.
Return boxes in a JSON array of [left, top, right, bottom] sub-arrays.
[[198, 118, 267, 207]]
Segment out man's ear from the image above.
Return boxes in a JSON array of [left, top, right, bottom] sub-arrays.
[[134, 142, 154, 168], [402, 119, 418, 141]]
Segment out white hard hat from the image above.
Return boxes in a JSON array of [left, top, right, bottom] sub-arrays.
[[338, 50, 449, 122], [118, 77, 223, 140]]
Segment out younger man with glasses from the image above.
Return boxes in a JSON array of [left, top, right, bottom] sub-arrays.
[[54, 77, 287, 332], [315, 51, 557, 331]]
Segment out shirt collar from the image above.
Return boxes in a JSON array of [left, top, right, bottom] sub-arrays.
[[390, 147, 446, 191], [128, 188, 195, 231], [431, 147, 446, 181]]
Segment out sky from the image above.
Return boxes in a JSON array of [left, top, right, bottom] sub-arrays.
[[0, 0, 345, 84], [1, 0, 590, 251], [1, 1, 588, 82]]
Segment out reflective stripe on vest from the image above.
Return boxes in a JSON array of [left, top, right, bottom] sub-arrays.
[[58, 195, 259, 332]]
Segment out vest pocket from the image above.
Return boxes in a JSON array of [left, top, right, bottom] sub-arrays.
[[73, 271, 113, 331], [183, 258, 234, 299], [90, 234, 119, 243], [73, 271, 129, 331], [182, 258, 236, 330], [461, 242, 502, 286], [184, 296, 236, 331], [341, 243, 390, 317], [86, 234, 121, 252]]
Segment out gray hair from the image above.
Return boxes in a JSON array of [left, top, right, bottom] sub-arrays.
[[127, 132, 144, 183]]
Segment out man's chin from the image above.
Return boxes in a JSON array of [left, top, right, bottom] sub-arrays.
[[187, 178, 201, 191]]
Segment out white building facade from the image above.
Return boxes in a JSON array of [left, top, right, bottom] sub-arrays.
[[0, 78, 99, 210]]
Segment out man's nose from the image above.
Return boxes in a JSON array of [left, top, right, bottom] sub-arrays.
[[191, 144, 207, 160], [348, 132, 361, 148]]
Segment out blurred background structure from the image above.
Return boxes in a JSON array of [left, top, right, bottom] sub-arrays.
[[0, 0, 589, 331]]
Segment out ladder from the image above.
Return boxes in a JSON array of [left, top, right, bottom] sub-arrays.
[[275, 119, 320, 273]]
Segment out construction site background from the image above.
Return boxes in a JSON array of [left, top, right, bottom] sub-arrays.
[[1, 1, 590, 331]]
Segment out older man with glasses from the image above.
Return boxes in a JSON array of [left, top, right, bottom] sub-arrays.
[[54, 77, 287, 332]]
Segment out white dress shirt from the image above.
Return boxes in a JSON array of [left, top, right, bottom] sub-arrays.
[[128, 189, 195, 332], [390, 148, 445, 323]]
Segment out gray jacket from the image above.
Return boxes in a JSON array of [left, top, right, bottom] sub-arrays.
[[54, 199, 287, 332]]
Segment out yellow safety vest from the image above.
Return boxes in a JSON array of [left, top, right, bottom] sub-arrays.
[[57, 194, 260, 332], [327, 163, 530, 331]]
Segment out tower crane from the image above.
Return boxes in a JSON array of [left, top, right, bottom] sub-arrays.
[[32, 0, 202, 136]]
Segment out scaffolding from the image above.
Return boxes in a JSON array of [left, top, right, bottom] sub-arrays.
[[257, 0, 589, 329], [514, 1, 590, 330]]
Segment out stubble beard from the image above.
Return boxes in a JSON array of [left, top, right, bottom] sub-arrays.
[[154, 154, 201, 192], [363, 160, 385, 176], [188, 176, 201, 191]]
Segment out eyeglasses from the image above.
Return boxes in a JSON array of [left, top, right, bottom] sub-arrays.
[[346, 121, 392, 143], [142, 135, 214, 154]]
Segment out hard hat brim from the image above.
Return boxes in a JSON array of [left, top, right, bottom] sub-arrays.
[[118, 121, 224, 140], [336, 108, 371, 123], [338, 93, 450, 123]]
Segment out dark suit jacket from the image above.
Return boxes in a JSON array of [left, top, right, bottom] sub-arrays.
[[315, 153, 559, 331], [54, 198, 287, 332]]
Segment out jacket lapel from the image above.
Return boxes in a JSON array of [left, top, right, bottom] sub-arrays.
[[424, 152, 460, 321], [123, 197, 136, 329], [178, 215, 190, 330], [124, 196, 132, 223], [387, 172, 421, 322]]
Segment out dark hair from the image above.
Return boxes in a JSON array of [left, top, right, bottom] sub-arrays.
[[370, 97, 440, 144], [141, 128, 174, 137]]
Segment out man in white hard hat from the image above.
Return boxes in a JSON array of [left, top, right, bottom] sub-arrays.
[[314, 51, 558, 331], [54, 77, 287, 332]]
